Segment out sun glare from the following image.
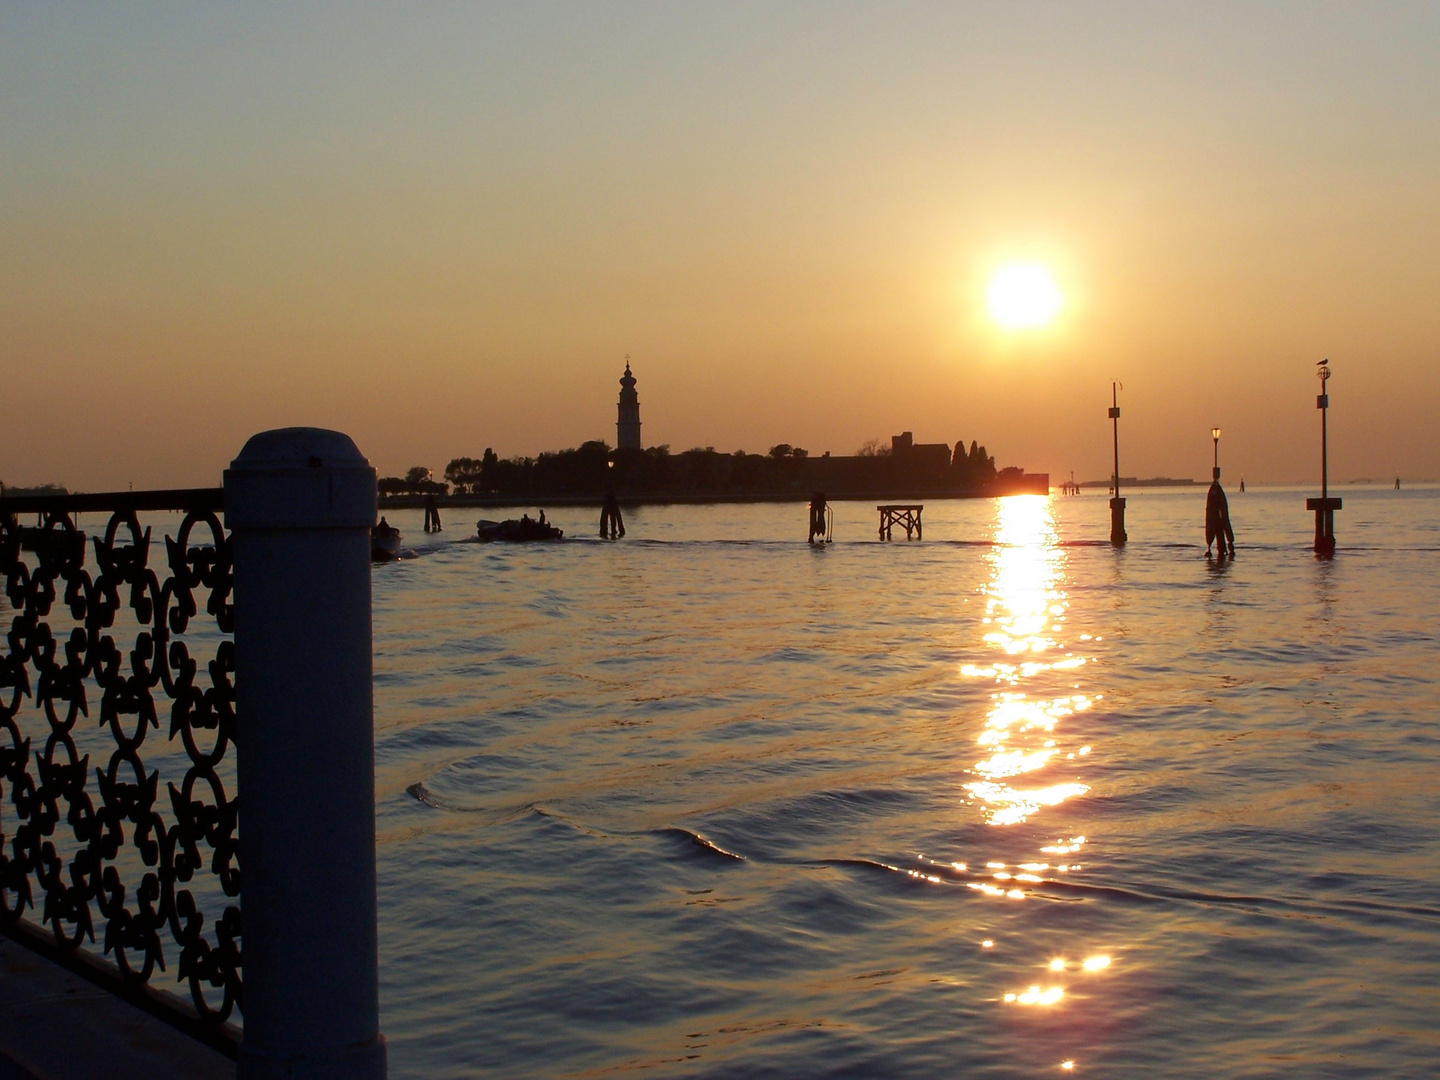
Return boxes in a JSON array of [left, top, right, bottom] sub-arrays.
[[986, 264, 1062, 330]]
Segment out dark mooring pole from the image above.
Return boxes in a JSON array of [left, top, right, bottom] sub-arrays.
[[1109, 381, 1127, 546], [1305, 359, 1340, 557]]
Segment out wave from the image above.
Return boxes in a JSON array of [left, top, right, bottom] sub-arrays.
[[655, 827, 747, 862]]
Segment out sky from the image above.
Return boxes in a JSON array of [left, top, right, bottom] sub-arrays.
[[3, 2, 1438, 489]]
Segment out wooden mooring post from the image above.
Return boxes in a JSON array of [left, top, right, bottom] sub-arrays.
[[877, 504, 923, 540], [599, 488, 625, 539], [809, 491, 831, 544]]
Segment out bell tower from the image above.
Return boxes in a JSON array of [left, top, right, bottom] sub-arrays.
[[616, 359, 642, 450]]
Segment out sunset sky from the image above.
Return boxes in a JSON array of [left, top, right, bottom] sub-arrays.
[[4, 3, 1438, 489]]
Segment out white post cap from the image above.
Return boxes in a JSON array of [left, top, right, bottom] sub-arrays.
[[224, 428, 375, 530]]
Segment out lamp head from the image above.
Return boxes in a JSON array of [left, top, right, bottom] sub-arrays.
[[1211, 427, 1222, 441]]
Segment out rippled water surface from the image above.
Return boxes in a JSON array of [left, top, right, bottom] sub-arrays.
[[371, 487, 1440, 1078]]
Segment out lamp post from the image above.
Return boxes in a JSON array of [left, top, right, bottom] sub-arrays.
[[1108, 381, 1126, 546], [1211, 426, 1222, 481], [1305, 360, 1340, 557]]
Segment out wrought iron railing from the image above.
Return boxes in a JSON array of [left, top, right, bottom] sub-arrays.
[[0, 488, 241, 1037]]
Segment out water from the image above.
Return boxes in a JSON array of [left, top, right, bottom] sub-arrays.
[[362, 485, 1440, 1077], [369, 486, 1440, 1077], [12, 487, 1435, 1072]]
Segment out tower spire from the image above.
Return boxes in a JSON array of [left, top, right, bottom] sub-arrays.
[[616, 356, 642, 450]]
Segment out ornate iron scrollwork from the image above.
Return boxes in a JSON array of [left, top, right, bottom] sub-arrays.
[[0, 498, 240, 1023]]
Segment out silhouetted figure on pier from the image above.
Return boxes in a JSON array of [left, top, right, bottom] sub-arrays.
[[1395, 476, 1401, 490], [599, 489, 625, 539], [423, 494, 442, 532], [1205, 475, 1235, 558]]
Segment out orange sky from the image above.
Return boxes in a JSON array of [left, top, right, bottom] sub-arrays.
[[3, 4, 1438, 489]]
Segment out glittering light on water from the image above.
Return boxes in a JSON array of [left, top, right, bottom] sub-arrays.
[[975, 747, 1055, 779], [1083, 955, 1111, 971], [974, 694, 1092, 747], [965, 781, 1090, 826], [1007, 985, 1064, 1005], [968, 882, 1027, 900]]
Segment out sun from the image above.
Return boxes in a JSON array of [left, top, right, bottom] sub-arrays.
[[986, 263, 1063, 330]]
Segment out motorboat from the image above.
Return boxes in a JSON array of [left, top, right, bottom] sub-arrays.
[[372, 518, 403, 561], [475, 513, 563, 542]]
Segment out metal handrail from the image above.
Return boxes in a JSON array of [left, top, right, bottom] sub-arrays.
[[0, 487, 224, 516], [0, 490, 241, 1041]]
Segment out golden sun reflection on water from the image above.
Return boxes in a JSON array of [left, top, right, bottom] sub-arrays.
[[963, 497, 1091, 829], [958, 496, 1115, 1048]]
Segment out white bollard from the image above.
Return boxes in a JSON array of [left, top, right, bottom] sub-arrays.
[[225, 428, 386, 1080]]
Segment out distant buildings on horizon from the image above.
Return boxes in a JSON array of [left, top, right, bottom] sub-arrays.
[[612, 360, 986, 470], [378, 359, 1046, 497]]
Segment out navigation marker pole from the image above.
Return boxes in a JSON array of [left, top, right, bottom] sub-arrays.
[[1305, 360, 1340, 557], [1109, 381, 1127, 546]]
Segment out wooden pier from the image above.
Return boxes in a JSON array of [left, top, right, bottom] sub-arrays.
[[878, 504, 923, 540]]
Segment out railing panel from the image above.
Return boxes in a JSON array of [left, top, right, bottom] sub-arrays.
[[0, 494, 241, 1026]]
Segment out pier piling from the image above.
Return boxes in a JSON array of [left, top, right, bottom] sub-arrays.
[[878, 504, 922, 540], [808, 492, 831, 543], [599, 488, 625, 539]]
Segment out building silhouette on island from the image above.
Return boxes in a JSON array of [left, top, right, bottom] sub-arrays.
[[383, 360, 1048, 501], [617, 360, 642, 451]]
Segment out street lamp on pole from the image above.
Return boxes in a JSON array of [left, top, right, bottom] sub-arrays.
[[1108, 381, 1126, 546], [1306, 359, 1339, 557], [1211, 427, 1222, 480]]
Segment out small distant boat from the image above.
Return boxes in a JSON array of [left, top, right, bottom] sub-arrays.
[[372, 518, 403, 561], [476, 513, 563, 542]]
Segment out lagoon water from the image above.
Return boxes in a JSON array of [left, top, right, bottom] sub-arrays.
[[371, 486, 1439, 1078]]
